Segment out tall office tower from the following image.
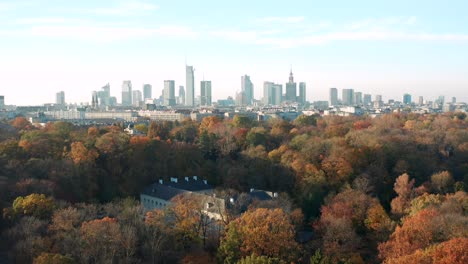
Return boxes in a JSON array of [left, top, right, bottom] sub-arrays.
[[363, 94, 372, 106], [285, 70, 297, 102], [235, 91, 247, 106], [419, 96, 424, 106], [143, 84, 152, 100], [437, 95, 445, 106], [91, 91, 99, 108], [178, 86, 185, 105], [298, 82, 306, 104], [0, 96, 4, 109], [56, 91, 65, 105], [273, 84, 283, 105], [452, 97, 456, 104], [185, 65, 195, 107], [121, 81, 132, 106], [354, 92, 362, 105], [98, 83, 111, 107], [164, 80, 176, 106], [132, 90, 142, 107], [342, 89, 354, 105], [403, 93, 412, 105], [329, 88, 338, 106], [200, 81, 212, 106], [375, 95, 383, 102], [241, 75, 254, 105], [263, 82, 282, 105]]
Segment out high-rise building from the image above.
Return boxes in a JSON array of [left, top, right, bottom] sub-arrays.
[[329, 88, 338, 106], [133, 90, 142, 107], [375, 95, 383, 102], [200, 81, 212, 106], [418, 96, 424, 106], [185, 65, 195, 107], [236, 91, 247, 106], [91, 91, 98, 109], [178, 86, 185, 105], [143, 84, 152, 100], [164, 80, 176, 106], [354, 92, 362, 106], [403, 93, 412, 105], [56, 91, 65, 105], [97, 83, 111, 107], [363, 94, 372, 106], [285, 70, 297, 102], [121, 81, 132, 106], [452, 97, 456, 104], [241, 75, 254, 105], [0, 96, 4, 109], [342, 89, 354, 105], [263, 82, 282, 105], [298, 82, 306, 104]]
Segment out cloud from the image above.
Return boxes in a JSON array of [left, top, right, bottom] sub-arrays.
[[89, 0, 158, 16], [257, 16, 305, 24]]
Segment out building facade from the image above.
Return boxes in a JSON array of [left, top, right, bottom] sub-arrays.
[[342, 89, 354, 106], [298, 82, 306, 105], [133, 90, 142, 107], [178, 86, 185, 105], [55, 91, 65, 105], [285, 70, 297, 102], [329, 88, 338, 106]]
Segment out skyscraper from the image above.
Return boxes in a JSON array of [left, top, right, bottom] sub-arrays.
[[98, 83, 111, 107], [91, 91, 98, 108], [354, 92, 362, 106], [342, 89, 354, 105], [329, 88, 338, 106], [419, 96, 424, 106], [241, 75, 254, 105], [143, 84, 152, 100], [133, 90, 142, 107], [285, 70, 297, 102], [56, 91, 65, 105], [298, 82, 306, 105], [185, 65, 195, 107], [263, 82, 282, 105], [363, 94, 372, 106], [164, 80, 176, 106], [178, 86, 185, 105], [375, 95, 383, 102], [200, 81, 212, 106], [403, 93, 412, 105], [0, 96, 4, 109], [121, 81, 132, 106], [452, 97, 456, 104]]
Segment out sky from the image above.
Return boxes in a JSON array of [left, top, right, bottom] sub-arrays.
[[1, 0, 468, 106]]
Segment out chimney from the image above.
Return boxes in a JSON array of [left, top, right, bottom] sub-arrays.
[[193, 176, 198, 181], [185, 177, 189, 182], [159, 179, 163, 184]]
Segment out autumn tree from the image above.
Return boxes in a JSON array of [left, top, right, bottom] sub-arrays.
[[80, 217, 123, 263], [218, 208, 299, 263], [33, 253, 75, 264], [390, 173, 415, 216], [11, 193, 55, 219]]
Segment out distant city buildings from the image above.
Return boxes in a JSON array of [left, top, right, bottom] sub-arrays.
[[143, 84, 152, 100], [186, 65, 195, 107], [241, 75, 254, 105], [354, 92, 362, 106], [419, 96, 424, 106], [55, 91, 65, 105], [329, 88, 338, 106], [363, 94, 372, 106], [0, 96, 4, 109], [263, 82, 282, 105], [121, 81, 132, 106], [164, 80, 176, 106], [200, 80, 212, 106]]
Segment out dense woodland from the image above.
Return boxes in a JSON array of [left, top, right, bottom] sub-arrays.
[[0, 112, 467, 263]]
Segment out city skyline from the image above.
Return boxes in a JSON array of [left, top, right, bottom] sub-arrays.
[[1, 0, 468, 105]]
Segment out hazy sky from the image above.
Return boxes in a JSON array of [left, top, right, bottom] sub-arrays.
[[1, 0, 468, 105]]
